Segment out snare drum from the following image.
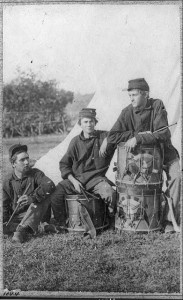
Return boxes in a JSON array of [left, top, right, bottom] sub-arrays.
[[65, 194, 109, 231]]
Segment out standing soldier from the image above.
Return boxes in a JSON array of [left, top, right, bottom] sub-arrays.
[[99, 78, 181, 233]]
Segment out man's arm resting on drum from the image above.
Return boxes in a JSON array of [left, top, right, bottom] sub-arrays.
[[99, 112, 134, 156]]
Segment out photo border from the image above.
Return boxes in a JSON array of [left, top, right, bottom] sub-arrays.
[[0, 0, 182, 298]]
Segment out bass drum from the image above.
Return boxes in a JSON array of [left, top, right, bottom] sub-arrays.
[[65, 194, 109, 231], [115, 142, 164, 232], [116, 142, 164, 192], [115, 190, 163, 232]]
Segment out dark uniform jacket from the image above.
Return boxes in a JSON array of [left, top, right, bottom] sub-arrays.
[[60, 130, 115, 190], [3, 168, 55, 223], [107, 98, 179, 165]]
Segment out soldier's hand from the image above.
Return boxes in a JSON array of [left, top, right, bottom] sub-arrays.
[[17, 195, 33, 206], [124, 137, 137, 152], [72, 179, 84, 193], [68, 174, 84, 193], [99, 137, 108, 157], [3, 221, 7, 229]]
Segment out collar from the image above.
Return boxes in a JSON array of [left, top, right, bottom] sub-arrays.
[[11, 171, 28, 181], [133, 98, 152, 114], [79, 130, 98, 141]]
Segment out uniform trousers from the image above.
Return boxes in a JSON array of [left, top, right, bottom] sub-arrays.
[[164, 159, 181, 225], [51, 178, 116, 224], [4, 197, 51, 234]]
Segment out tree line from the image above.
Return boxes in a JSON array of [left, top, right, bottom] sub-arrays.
[[3, 71, 74, 138]]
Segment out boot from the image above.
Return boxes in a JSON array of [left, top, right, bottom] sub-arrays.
[[164, 221, 175, 234], [39, 222, 60, 234], [49, 219, 68, 233], [12, 225, 33, 243]]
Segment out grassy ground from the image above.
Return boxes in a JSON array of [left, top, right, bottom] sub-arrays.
[[3, 229, 180, 293], [2, 135, 181, 294]]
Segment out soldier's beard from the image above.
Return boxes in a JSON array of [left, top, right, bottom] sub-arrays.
[[23, 165, 31, 174]]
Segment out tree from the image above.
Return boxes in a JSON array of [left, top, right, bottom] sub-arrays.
[[3, 71, 74, 137]]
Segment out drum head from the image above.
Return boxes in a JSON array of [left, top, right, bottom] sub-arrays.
[[117, 144, 163, 186]]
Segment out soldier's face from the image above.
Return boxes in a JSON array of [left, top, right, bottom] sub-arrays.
[[13, 152, 30, 174], [128, 89, 146, 108], [80, 117, 96, 134]]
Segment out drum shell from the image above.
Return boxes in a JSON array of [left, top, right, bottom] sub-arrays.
[[116, 142, 163, 188], [117, 182, 163, 195], [65, 195, 108, 231], [115, 191, 162, 232]]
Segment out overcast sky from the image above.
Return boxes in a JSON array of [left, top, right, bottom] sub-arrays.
[[3, 4, 180, 94]]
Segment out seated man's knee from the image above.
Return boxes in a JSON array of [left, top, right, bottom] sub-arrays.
[[95, 181, 114, 198], [50, 182, 65, 204]]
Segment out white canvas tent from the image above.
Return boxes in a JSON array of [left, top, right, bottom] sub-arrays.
[[34, 6, 181, 185], [35, 74, 181, 185]]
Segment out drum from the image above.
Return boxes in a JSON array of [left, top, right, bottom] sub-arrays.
[[115, 143, 164, 232], [116, 142, 163, 192], [65, 194, 109, 231], [115, 191, 162, 232]]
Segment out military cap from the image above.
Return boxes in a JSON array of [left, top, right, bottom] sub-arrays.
[[123, 78, 149, 91], [78, 108, 97, 119], [9, 144, 28, 160]]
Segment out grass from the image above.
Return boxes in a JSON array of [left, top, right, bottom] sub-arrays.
[[2, 135, 181, 294], [3, 229, 180, 293]]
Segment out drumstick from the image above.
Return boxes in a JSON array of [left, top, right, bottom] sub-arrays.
[[139, 123, 177, 135], [84, 190, 100, 200], [153, 122, 177, 134], [80, 187, 90, 202], [6, 183, 31, 227]]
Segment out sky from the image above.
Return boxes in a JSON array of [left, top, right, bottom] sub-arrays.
[[3, 3, 181, 94]]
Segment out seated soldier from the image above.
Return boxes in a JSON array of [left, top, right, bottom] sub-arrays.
[[3, 144, 55, 243], [99, 78, 181, 233], [51, 108, 116, 229]]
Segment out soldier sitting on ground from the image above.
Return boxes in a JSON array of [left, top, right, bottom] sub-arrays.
[[3, 144, 55, 243]]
